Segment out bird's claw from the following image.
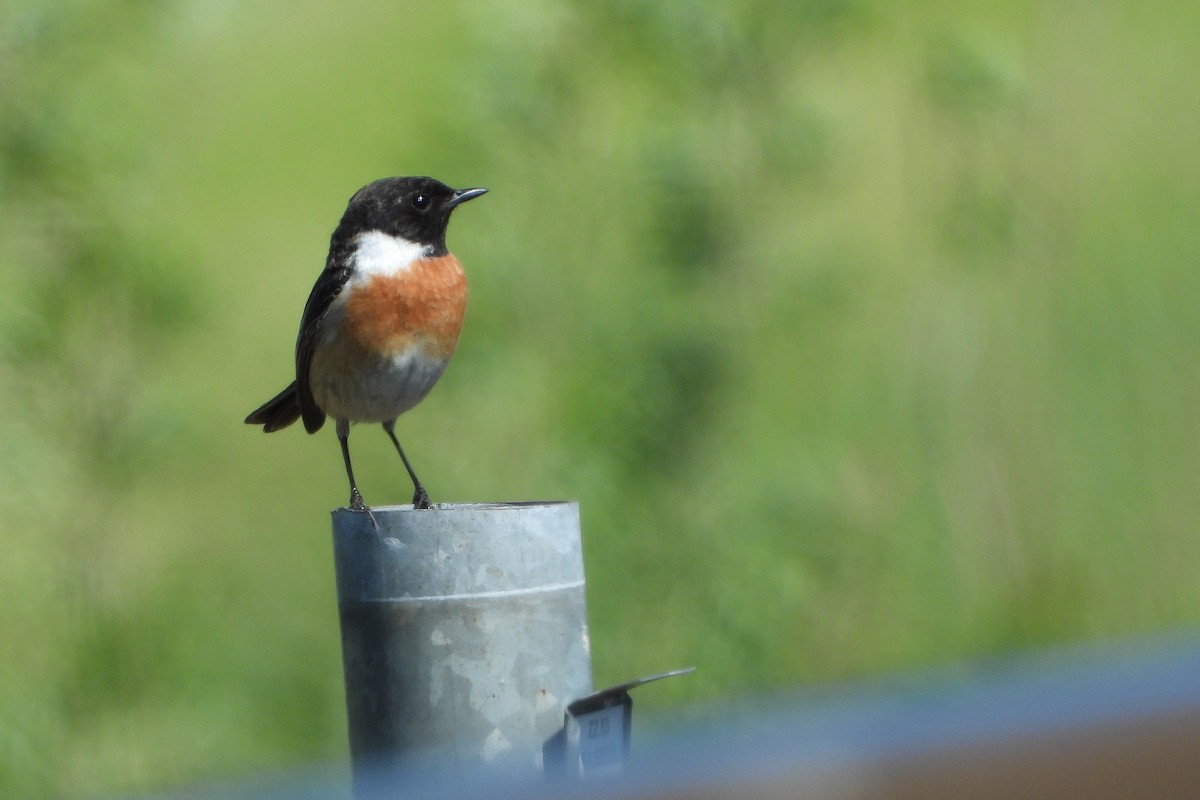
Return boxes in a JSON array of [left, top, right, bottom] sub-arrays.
[[412, 487, 432, 510], [348, 490, 379, 529]]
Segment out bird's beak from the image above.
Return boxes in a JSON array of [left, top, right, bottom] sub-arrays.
[[447, 187, 488, 208]]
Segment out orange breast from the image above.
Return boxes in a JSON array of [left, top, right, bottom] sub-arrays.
[[344, 255, 468, 359]]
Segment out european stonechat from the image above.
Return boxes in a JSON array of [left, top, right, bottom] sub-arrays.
[[245, 176, 486, 516]]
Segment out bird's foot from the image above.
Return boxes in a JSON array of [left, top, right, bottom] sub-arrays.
[[412, 486, 433, 510], [348, 490, 379, 529]]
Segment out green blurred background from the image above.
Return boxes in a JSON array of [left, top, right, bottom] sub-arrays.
[[2, 0, 1199, 795]]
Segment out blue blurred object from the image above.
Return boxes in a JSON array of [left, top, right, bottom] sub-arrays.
[[134, 631, 1200, 799]]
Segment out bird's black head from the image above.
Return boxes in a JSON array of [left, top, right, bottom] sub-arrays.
[[332, 176, 487, 256]]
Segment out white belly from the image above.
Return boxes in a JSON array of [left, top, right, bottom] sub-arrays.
[[311, 343, 449, 423]]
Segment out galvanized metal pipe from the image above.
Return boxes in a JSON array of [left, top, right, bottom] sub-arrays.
[[332, 501, 593, 785]]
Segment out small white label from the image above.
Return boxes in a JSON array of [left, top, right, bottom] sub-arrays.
[[576, 705, 628, 772]]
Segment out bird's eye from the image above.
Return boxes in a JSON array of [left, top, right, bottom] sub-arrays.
[[411, 193, 431, 211]]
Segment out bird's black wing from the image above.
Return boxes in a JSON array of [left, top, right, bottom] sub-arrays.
[[295, 263, 353, 433]]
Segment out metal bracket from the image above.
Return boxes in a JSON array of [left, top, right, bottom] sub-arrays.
[[543, 667, 695, 778]]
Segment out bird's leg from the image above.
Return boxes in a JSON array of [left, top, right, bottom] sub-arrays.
[[382, 420, 432, 509], [337, 418, 377, 528]]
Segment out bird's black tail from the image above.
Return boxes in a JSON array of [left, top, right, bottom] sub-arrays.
[[245, 382, 303, 433]]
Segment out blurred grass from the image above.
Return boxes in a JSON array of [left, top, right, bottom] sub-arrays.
[[2, 0, 1199, 796]]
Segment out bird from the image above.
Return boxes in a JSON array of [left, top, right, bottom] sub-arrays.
[[245, 176, 487, 518]]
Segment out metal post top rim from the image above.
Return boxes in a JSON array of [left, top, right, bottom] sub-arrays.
[[331, 498, 587, 600], [331, 500, 577, 518]]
